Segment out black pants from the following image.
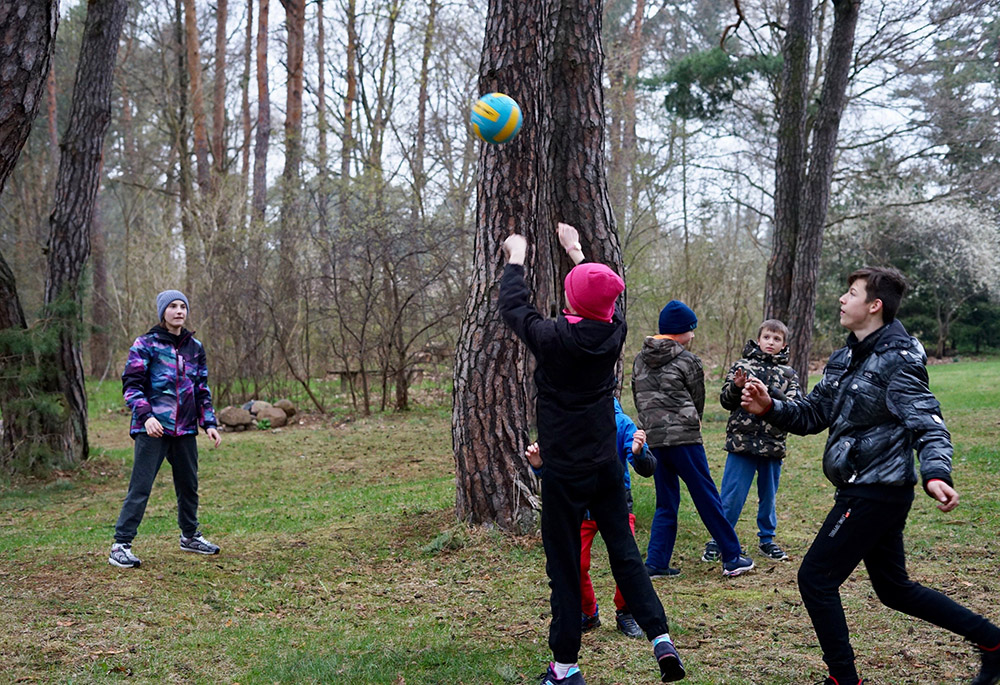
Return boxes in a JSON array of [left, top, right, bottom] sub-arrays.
[[798, 493, 1000, 681], [541, 458, 669, 663], [114, 433, 200, 543]]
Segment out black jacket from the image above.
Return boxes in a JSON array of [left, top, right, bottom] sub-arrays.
[[499, 264, 624, 475], [765, 320, 952, 499]]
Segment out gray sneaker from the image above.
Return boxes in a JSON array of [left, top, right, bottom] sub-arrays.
[[179, 532, 220, 555], [759, 541, 789, 561], [109, 542, 141, 568], [701, 539, 720, 562]]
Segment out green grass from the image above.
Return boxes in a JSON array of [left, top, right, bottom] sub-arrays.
[[1, 363, 999, 683]]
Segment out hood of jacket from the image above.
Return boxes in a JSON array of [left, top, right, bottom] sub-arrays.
[[639, 335, 685, 368]]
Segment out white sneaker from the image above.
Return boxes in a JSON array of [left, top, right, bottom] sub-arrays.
[[109, 542, 141, 568], [179, 532, 220, 555]]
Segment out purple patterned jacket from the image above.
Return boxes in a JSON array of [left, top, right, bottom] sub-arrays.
[[122, 326, 218, 437]]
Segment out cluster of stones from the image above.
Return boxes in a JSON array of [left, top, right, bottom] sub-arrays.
[[217, 399, 297, 431]]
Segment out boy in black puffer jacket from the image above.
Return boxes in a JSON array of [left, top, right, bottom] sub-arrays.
[[702, 319, 800, 564], [742, 267, 1000, 685]]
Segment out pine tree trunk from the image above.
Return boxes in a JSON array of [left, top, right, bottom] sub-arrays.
[[764, 0, 811, 324], [183, 0, 211, 194], [454, 0, 617, 532], [277, 0, 304, 315], [42, 0, 128, 467], [212, 0, 227, 177], [786, 0, 859, 385], [90, 191, 112, 378], [252, 0, 270, 223]]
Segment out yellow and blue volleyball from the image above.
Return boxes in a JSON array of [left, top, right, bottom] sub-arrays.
[[470, 92, 522, 145]]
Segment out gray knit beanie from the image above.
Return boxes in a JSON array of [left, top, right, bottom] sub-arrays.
[[156, 290, 189, 322]]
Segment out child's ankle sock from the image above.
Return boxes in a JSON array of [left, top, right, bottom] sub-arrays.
[[652, 632, 672, 646], [552, 662, 579, 679]]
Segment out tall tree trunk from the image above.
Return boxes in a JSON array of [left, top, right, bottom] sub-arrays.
[[340, 0, 356, 203], [453, 0, 553, 532], [175, 0, 197, 294], [239, 0, 253, 228], [786, 0, 860, 384], [42, 0, 128, 467], [212, 0, 228, 177], [90, 189, 112, 378], [454, 0, 618, 531], [46, 66, 59, 202], [410, 0, 437, 221], [0, 0, 58, 198], [183, 0, 211, 194], [252, 0, 270, 223], [277, 0, 304, 316], [764, 0, 811, 324]]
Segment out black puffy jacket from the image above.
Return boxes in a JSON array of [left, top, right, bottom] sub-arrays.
[[765, 320, 952, 496]]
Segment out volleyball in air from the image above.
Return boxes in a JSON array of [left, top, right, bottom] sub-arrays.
[[470, 92, 522, 145]]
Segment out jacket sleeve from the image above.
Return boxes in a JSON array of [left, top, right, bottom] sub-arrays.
[[620, 411, 656, 477], [783, 369, 802, 402], [765, 372, 837, 436], [719, 361, 744, 411], [885, 364, 953, 487], [122, 337, 153, 423], [194, 342, 218, 429], [498, 264, 550, 356], [689, 355, 706, 420]]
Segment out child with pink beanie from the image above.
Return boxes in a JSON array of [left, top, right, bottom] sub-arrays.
[[499, 224, 684, 684]]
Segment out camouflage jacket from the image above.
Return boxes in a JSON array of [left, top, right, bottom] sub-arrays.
[[720, 340, 800, 458], [632, 336, 705, 447]]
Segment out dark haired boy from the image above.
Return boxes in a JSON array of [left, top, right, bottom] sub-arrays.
[[742, 267, 1000, 685], [499, 224, 684, 684]]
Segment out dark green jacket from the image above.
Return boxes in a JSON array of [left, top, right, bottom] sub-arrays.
[[632, 336, 704, 447], [720, 340, 800, 458]]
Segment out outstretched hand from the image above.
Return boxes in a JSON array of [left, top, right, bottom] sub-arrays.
[[556, 223, 584, 264], [503, 234, 527, 265], [741, 378, 773, 415], [733, 368, 751, 389], [926, 480, 959, 512]]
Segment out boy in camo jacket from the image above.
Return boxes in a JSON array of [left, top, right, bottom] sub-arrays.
[[702, 319, 800, 564]]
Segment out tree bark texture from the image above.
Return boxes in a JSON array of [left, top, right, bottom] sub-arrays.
[[0, 0, 58, 199], [786, 0, 860, 383], [764, 0, 811, 324], [90, 192, 112, 378], [252, 0, 270, 222], [40, 0, 127, 467], [182, 0, 211, 194], [454, 0, 619, 532], [212, 0, 228, 176], [278, 0, 305, 311]]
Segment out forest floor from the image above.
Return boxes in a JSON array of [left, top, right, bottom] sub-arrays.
[[1, 361, 999, 684]]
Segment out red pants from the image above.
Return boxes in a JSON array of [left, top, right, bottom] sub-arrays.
[[580, 513, 636, 616]]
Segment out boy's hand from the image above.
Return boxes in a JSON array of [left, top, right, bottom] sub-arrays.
[[926, 479, 959, 512], [503, 234, 527, 265], [206, 427, 222, 448], [556, 223, 584, 264], [525, 442, 542, 469], [733, 368, 749, 388], [144, 416, 164, 438], [741, 379, 773, 415], [631, 429, 646, 455]]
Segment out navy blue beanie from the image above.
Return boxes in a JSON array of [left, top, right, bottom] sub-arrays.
[[157, 290, 189, 322], [658, 300, 697, 334]]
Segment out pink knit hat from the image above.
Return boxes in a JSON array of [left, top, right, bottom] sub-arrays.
[[564, 263, 625, 323]]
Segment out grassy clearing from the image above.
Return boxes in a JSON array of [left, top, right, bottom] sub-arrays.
[[1, 361, 999, 684]]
